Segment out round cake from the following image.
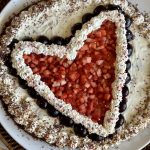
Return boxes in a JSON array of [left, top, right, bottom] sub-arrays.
[[0, 0, 149, 149]]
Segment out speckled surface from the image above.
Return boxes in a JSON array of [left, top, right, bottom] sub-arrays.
[[0, 0, 149, 150]]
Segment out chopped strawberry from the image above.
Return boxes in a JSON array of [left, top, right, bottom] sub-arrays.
[[79, 104, 86, 114], [30, 63, 36, 68], [80, 44, 89, 51], [89, 43, 97, 49], [69, 71, 80, 82], [39, 57, 46, 62], [87, 100, 94, 115], [32, 67, 39, 74], [80, 75, 87, 84], [39, 66, 47, 74], [60, 93, 68, 99], [92, 109, 101, 122], [101, 29, 107, 36], [95, 31, 102, 38], [96, 45, 105, 50], [24, 20, 117, 124], [79, 97, 85, 104], [32, 59, 39, 65], [104, 94, 111, 101], [43, 70, 51, 77], [88, 87, 94, 94], [84, 82, 90, 88]]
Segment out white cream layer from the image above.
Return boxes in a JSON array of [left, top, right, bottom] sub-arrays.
[[0, 0, 149, 149], [11, 11, 128, 136]]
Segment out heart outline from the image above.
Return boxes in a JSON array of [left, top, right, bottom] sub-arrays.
[[11, 10, 128, 136]]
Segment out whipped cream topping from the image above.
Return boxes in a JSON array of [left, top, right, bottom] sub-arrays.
[[0, 0, 150, 149], [11, 10, 128, 136]]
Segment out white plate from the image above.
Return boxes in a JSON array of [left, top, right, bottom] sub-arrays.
[[0, 0, 150, 150]]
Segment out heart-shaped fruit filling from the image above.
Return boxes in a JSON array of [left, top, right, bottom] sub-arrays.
[[23, 20, 116, 124], [11, 10, 128, 136]]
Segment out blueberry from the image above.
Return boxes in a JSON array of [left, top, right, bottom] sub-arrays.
[[27, 87, 40, 99], [18, 78, 28, 89], [125, 73, 131, 84], [5, 54, 17, 76], [36, 36, 50, 45], [107, 131, 118, 139], [116, 5, 123, 13], [82, 13, 93, 24], [126, 30, 134, 42], [122, 85, 129, 97], [8, 67, 17, 76], [47, 104, 60, 117], [64, 36, 73, 45], [5, 58, 12, 68], [37, 98, 48, 109], [74, 124, 88, 137], [8, 39, 19, 50], [122, 96, 128, 102], [119, 98, 127, 113], [59, 115, 74, 127], [125, 15, 132, 28], [23, 37, 33, 41], [71, 23, 82, 35], [107, 4, 122, 12], [93, 5, 106, 16], [127, 43, 133, 57], [121, 11, 126, 15], [115, 114, 125, 129], [126, 59, 131, 71], [108, 134, 114, 139], [107, 4, 115, 10], [88, 133, 104, 141], [51, 36, 65, 45]]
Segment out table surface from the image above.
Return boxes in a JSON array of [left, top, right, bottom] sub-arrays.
[[0, 0, 149, 150]]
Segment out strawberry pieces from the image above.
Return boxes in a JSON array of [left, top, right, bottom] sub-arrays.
[[24, 20, 117, 124], [69, 71, 80, 82]]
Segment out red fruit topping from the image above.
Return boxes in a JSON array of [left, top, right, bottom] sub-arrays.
[[24, 20, 116, 124]]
